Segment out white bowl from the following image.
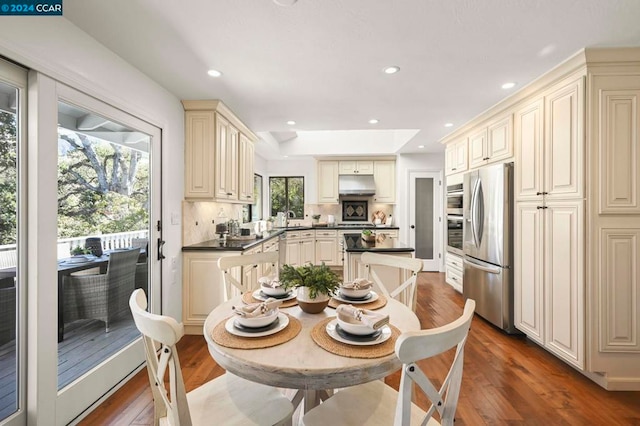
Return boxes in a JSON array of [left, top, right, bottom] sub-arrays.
[[339, 286, 371, 299], [337, 316, 376, 336], [235, 308, 279, 328], [260, 283, 288, 297]]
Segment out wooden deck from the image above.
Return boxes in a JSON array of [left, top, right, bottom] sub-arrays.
[[0, 314, 139, 420]]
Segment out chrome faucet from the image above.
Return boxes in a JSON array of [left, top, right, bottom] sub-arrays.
[[285, 210, 296, 227]]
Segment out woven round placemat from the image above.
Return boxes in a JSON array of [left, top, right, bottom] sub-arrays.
[[241, 291, 298, 308], [211, 314, 302, 349], [328, 293, 388, 310], [310, 317, 400, 359]]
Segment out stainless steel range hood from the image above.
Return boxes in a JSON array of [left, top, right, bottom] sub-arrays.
[[338, 175, 376, 196]]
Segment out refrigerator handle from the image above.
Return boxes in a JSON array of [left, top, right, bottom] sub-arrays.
[[464, 257, 501, 274], [471, 178, 481, 248]]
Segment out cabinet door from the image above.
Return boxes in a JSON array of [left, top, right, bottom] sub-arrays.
[[514, 202, 544, 344], [545, 200, 584, 368], [373, 161, 396, 203], [185, 110, 215, 198], [238, 134, 254, 202], [339, 161, 357, 175], [487, 114, 513, 162], [315, 238, 337, 265], [317, 161, 339, 204], [454, 139, 468, 172], [215, 113, 231, 199], [300, 239, 315, 265], [356, 161, 374, 174], [545, 77, 584, 199], [242, 246, 262, 292], [468, 128, 488, 169], [515, 98, 544, 200], [182, 252, 225, 327], [226, 125, 239, 199], [286, 239, 300, 266], [445, 144, 456, 175]]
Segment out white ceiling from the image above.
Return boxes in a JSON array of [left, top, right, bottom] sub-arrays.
[[63, 0, 640, 157]]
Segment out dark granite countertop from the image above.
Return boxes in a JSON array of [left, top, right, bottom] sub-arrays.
[[343, 233, 414, 253], [182, 225, 400, 252]]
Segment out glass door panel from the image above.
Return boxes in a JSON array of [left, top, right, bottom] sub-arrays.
[[0, 60, 27, 425], [409, 171, 442, 271]]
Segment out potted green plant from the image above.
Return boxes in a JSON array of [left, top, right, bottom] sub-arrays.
[[280, 262, 341, 313], [361, 229, 375, 242], [71, 246, 91, 256]]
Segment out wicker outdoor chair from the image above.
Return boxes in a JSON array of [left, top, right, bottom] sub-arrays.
[[63, 248, 139, 332], [0, 277, 16, 345]]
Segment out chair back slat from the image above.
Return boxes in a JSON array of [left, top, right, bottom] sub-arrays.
[[361, 251, 423, 311], [218, 251, 279, 301], [394, 299, 476, 426], [130, 289, 192, 426]]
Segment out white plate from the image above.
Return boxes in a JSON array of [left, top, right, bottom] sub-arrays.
[[225, 313, 290, 338], [332, 291, 379, 305], [326, 319, 391, 346], [252, 289, 296, 302]]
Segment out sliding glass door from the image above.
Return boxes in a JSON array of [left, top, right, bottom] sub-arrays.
[[0, 59, 27, 425]]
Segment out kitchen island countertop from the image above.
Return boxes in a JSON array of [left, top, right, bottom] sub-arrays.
[[343, 233, 414, 253]]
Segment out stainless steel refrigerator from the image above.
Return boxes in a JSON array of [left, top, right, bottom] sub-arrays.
[[463, 162, 517, 333]]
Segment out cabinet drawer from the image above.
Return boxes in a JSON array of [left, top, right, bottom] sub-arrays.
[[286, 231, 301, 239], [445, 266, 463, 291], [378, 230, 398, 238], [300, 230, 315, 239], [445, 253, 463, 271], [315, 229, 337, 237]]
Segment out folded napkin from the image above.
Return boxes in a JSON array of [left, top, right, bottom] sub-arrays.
[[233, 298, 282, 318], [258, 274, 282, 289], [341, 277, 373, 290], [336, 304, 390, 330]]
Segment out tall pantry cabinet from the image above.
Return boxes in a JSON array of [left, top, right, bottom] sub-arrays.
[[441, 48, 640, 390]]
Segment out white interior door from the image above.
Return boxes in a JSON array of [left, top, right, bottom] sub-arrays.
[[409, 171, 442, 271]]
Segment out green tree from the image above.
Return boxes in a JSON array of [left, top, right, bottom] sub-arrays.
[[0, 111, 17, 245]]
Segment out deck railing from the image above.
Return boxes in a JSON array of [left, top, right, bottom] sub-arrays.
[[0, 230, 148, 268]]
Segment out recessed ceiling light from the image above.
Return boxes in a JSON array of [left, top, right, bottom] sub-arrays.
[[383, 66, 400, 75], [501, 82, 516, 89], [273, 0, 297, 5], [287, 120, 296, 126], [418, 145, 425, 149], [369, 119, 379, 124], [444, 122, 454, 128], [207, 69, 222, 77], [283, 155, 289, 158]]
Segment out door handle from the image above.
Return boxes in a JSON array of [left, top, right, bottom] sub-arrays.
[[410, 225, 415, 229], [157, 238, 166, 260], [464, 258, 501, 274]]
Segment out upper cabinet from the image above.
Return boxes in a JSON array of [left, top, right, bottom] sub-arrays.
[[445, 139, 468, 176], [373, 160, 396, 203], [468, 114, 514, 169], [317, 160, 339, 204], [339, 160, 374, 175], [183, 100, 257, 202]]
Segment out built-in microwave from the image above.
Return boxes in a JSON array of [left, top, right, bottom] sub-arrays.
[[446, 183, 463, 216], [446, 215, 464, 256]]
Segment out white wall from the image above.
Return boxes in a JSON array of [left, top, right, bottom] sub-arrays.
[[0, 17, 185, 319]]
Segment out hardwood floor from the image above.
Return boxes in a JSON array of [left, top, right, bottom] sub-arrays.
[[80, 273, 640, 425]]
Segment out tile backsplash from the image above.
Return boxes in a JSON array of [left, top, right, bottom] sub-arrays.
[[182, 201, 245, 246]]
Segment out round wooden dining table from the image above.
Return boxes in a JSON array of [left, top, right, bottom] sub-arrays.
[[203, 296, 420, 412]]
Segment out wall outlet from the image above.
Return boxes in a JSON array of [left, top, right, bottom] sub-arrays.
[[171, 212, 180, 225]]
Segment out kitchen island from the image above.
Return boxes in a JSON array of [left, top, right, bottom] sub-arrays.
[[342, 233, 416, 295]]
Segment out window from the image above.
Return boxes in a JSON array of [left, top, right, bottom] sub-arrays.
[[270, 176, 304, 218], [251, 174, 263, 221]]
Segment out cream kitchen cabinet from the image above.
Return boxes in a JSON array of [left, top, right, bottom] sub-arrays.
[[242, 245, 262, 294], [373, 160, 396, 203], [445, 139, 468, 176], [317, 161, 339, 204], [183, 100, 257, 202], [468, 114, 513, 169], [515, 77, 584, 201], [238, 133, 255, 203], [285, 230, 315, 266], [339, 160, 374, 175], [315, 229, 338, 266], [445, 252, 463, 293], [515, 200, 584, 368]]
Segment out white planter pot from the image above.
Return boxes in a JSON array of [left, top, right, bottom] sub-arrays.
[[297, 286, 330, 314]]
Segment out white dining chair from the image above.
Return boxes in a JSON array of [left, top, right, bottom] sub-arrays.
[[360, 251, 423, 311], [302, 299, 476, 426], [129, 289, 294, 426], [218, 251, 279, 301]]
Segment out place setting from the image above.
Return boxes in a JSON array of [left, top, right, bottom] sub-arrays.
[[328, 278, 387, 310], [311, 304, 400, 358], [241, 275, 298, 308], [211, 297, 301, 349]]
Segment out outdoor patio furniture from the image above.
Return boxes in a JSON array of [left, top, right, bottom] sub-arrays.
[[63, 248, 139, 332], [135, 260, 148, 294], [0, 277, 16, 345]]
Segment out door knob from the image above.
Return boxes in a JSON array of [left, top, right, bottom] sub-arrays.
[[410, 225, 415, 229]]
